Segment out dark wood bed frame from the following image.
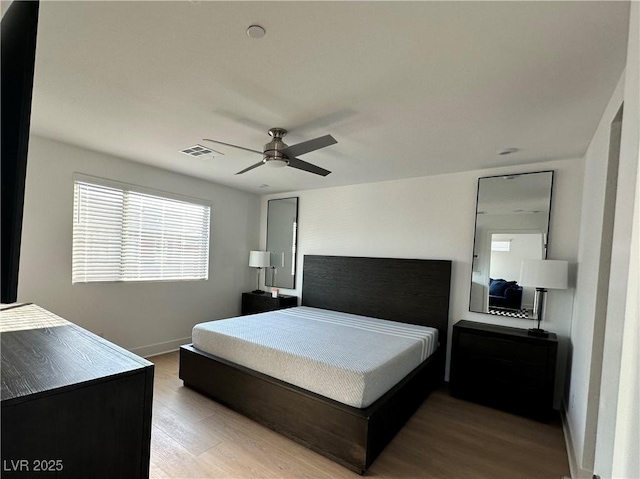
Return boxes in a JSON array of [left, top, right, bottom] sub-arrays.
[[179, 255, 452, 474]]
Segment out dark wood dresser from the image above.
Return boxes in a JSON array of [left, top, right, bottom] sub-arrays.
[[449, 320, 557, 421], [1, 303, 154, 478], [241, 292, 297, 315]]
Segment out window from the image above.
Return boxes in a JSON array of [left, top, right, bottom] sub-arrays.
[[491, 240, 511, 252], [73, 179, 210, 283]]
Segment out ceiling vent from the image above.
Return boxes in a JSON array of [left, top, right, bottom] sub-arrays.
[[180, 144, 222, 158]]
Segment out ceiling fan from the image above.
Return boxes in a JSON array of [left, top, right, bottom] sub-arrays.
[[203, 128, 336, 176]]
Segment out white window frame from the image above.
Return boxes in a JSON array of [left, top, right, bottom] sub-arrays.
[[72, 174, 211, 284]]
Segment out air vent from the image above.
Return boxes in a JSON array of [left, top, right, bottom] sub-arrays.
[[180, 144, 223, 158]]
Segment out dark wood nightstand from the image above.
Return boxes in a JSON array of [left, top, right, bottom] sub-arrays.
[[449, 320, 558, 421], [241, 292, 297, 315]]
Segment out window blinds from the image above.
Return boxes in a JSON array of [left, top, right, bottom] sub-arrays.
[[73, 181, 210, 283]]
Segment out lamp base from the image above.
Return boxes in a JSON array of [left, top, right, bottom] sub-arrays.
[[528, 328, 549, 338], [252, 289, 265, 294]]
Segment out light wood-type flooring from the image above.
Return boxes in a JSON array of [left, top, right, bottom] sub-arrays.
[[149, 352, 570, 479]]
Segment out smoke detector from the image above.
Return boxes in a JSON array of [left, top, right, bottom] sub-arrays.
[[247, 25, 266, 39]]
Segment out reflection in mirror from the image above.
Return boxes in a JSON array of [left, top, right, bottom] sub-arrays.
[[265, 197, 298, 289], [469, 171, 554, 319]]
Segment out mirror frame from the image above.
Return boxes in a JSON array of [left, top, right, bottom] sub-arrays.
[[469, 170, 554, 319], [265, 197, 299, 289]]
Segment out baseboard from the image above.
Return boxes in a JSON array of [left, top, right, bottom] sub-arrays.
[[130, 337, 191, 358], [561, 400, 593, 479]]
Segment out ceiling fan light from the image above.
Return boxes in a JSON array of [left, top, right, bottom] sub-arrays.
[[266, 158, 288, 168]]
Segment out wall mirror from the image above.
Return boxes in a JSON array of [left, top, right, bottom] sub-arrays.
[[469, 171, 554, 318], [265, 197, 298, 289]]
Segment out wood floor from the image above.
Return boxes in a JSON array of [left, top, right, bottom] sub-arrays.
[[149, 352, 570, 479]]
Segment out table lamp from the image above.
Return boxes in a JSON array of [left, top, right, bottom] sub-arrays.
[[520, 259, 568, 337], [249, 251, 270, 294]]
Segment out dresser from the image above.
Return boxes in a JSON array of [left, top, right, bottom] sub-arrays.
[[1, 304, 154, 478], [449, 320, 558, 420], [241, 292, 297, 315]]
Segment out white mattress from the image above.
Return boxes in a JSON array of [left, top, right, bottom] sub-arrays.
[[191, 306, 438, 408]]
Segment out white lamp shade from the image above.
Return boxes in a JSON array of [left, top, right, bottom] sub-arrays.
[[520, 260, 568, 290], [249, 250, 270, 268]]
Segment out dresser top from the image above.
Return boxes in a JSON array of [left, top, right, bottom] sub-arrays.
[[455, 319, 558, 341], [1, 304, 152, 405]]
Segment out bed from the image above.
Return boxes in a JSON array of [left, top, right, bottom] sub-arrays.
[[179, 255, 452, 474]]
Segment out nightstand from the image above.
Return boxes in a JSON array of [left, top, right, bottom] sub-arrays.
[[241, 292, 297, 315], [449, 320, 558, 421]]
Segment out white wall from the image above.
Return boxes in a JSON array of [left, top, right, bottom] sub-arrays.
[[18, 135, 261, 356], [596, 2, 640, 478], [566, 72, 625, 479], [565, 3, 639, 478], [261, 157, 584, 408]]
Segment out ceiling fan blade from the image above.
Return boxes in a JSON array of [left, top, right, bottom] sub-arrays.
[[203, 138, 263, 155], [280, 134, 337, 158], [287, 157, 331, 177], [235, 161, 265, 175]]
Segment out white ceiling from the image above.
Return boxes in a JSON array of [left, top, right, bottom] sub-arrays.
[[30, 1, 630, 195]]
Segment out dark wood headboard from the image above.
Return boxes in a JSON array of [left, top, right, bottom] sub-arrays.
[[301, 255, 452, 354]]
